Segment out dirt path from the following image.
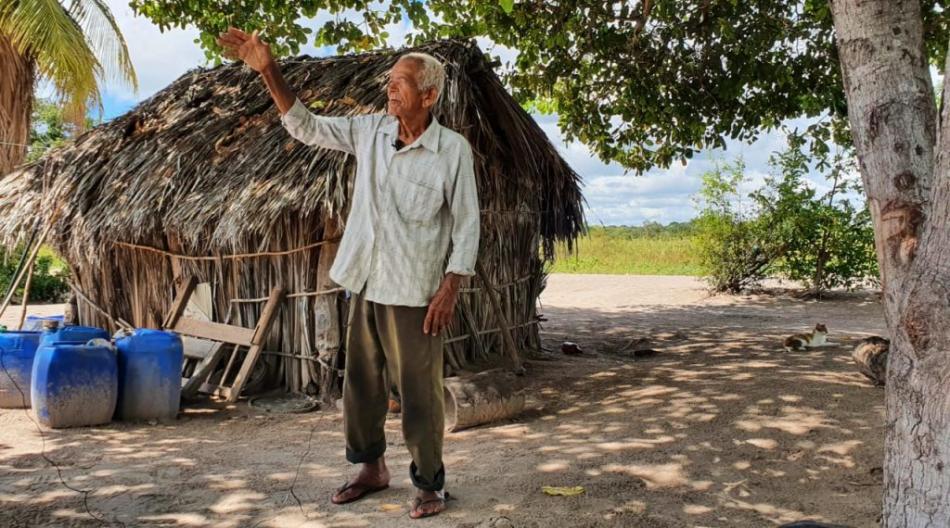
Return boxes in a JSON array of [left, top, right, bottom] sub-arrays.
[[0, 275, 886, 527]]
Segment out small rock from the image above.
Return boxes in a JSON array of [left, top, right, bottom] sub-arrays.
[[474, 517, 514, 528]]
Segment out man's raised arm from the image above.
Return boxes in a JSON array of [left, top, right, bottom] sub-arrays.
[[217, 27, 358, 154], [217, 27, 295, 115]]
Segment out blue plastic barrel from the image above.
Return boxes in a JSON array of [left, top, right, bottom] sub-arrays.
[[31, 343, 118, 428], [39, 325, 109, 349], [114, 329, 183, 422], [0, 331, 41, 408]]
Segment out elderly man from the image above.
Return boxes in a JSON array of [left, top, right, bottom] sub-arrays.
[[216, 28, 479, 519]]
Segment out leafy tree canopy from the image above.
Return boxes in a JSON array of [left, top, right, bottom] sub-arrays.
[[27, 98, 94, 163], [129, 0, 950, 172]]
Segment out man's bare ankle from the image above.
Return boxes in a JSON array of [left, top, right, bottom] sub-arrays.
[[358, 457, 389, 482]]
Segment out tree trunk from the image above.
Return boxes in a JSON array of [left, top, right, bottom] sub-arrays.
[[0, 33, 34, 174], [831, 0, 950, 525]]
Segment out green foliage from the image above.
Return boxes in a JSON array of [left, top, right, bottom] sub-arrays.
[[695, 138, 878, 294], [128, 1, 950, 173], [27, 99, 92, 162], [551, 225, 702, 276], [693, 158, 782, 293], [0, 246, 70, 303], [128, 0, 410, 61], [765, 135, 878, 294], [1, 0, 137, 125]]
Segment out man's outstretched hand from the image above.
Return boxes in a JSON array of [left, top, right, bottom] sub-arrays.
[[216, 27, 295, 114], [216, 27, 274, 73]]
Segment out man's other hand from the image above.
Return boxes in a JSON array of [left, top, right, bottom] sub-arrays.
[[424, 274, 462, 336], [216, 27, 274, 73]]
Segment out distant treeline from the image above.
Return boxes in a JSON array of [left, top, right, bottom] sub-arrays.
[[586, 221, 698, 239]]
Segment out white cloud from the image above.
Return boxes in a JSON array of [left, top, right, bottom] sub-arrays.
[[536, 111, 853, 226], [102, 0, 206, 102]]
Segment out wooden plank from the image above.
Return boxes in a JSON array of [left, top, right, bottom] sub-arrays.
[[173, 317, 255, 347], [181, 342, 227, 398], [194, 380, 232, 397], [250, 287, 285, 345], [227, 287, 284, 402], [163, 276, 198, 329], [166, 232, 185, 286], [182, 336, 218, 359], [219, 345, 242, 387], [211, 385, 234, 399]]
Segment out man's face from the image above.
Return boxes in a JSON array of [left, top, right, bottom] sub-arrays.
[[386, 59, 436, 119]]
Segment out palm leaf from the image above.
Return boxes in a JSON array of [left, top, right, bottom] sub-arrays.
[[0, 0, 136, 125], [67, 0, 137, 89]]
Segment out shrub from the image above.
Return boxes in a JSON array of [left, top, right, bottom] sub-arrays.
[[695, 136, 878, 295], [693, 158, 786, 292], [0, 247, 70, 303]]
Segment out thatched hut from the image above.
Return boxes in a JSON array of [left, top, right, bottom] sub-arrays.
[[0, 39, 583, 397]]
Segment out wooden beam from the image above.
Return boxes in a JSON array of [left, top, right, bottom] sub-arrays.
[[163, 276, 198, 329], [227, 287, 284, 402], [181, 342, 226, 398], [174, 317, 255, 347]]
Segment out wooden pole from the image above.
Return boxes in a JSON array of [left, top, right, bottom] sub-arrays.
[[317, 217, 343, 401], [475, 261, 524, 373], [15, 261, 35, 330]]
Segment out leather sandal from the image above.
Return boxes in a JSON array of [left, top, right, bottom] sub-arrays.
[[409, 490, 450, 519], [331, 480, 389, 504]]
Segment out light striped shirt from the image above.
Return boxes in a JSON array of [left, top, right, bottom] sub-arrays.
[[281, 98, 480, 307]]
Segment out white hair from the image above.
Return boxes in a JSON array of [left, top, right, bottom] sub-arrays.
[[397, 52, 446, 103]]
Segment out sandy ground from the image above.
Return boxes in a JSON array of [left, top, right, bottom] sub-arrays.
[[0, 275, 886, 527]]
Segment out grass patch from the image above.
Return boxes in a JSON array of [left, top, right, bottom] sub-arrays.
[[550, 225, 702, 276]]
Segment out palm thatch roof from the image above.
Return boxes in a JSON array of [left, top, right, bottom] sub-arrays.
[[0, 39, 583, 259]]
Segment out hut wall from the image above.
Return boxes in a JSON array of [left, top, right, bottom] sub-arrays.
[[69, 207, 544, 398]]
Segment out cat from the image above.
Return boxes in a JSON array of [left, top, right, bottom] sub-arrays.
[[784, 323, 833, 351], [851, 336, 889, 385]]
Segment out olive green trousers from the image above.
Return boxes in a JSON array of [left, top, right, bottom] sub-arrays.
[[343, 290, 445, 491]]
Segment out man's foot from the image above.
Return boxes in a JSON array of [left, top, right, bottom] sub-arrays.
[[331, 459, 390, 504], [409, 489, 448, 519]]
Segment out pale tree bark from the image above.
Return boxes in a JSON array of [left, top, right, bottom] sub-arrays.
[[0, 33, 34, 174], [831, 0, 950, 525]]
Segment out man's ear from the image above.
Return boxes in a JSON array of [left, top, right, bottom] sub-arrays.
[[422, 88, 438, 109]]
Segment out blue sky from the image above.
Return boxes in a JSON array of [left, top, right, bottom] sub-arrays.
[[85, 0, 844, 227]]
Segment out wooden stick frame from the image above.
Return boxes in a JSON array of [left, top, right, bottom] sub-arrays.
[[164, 276, 285, 402]]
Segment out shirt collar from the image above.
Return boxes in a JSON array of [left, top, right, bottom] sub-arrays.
[[381, 114, 442, 153]]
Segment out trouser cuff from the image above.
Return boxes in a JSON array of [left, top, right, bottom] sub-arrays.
[[409, 461, 445, 491], [345, 439, 386, 464]]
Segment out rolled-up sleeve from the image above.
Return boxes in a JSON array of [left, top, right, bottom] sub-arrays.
[[445, 144, 480, 276], [280, 98, 357, 155]]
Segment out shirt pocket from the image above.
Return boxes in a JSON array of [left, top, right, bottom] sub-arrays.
[[390, 172, 444, 223]]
